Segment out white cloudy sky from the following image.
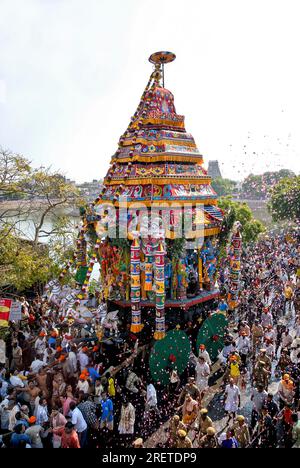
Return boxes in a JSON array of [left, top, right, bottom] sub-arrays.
[[0, 0, 300, 182]]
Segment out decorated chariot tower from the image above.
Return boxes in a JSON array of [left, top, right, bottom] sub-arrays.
[[69, 52, 224, 341]]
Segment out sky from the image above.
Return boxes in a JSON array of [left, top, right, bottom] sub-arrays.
[[0, 0, 300, 182]]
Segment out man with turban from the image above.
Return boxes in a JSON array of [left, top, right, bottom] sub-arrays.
[[175, 429, 192, 448], [277, 374, 295, 409]]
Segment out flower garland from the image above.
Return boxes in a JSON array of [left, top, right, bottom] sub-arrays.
[[154, 240, 166, 340], [58, 227, 85, 281], [77, 238, 101, 300]]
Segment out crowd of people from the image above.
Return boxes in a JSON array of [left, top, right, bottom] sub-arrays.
[[163, 229, 300, 449], [0, 228, 299, 449], [0, 292, 187, 449]]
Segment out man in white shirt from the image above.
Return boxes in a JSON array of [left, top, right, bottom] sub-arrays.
[[8, 402, 21, 431], [264, 339, 275, 360], [145, 382, 160, 416], [198, 345, 212, 366], [261, 308, 273, 328], [61, 333, 72, 350], [30, 357, 45, 374], [78, 347, 89, 372], [264, 325, 277, 343], [251, 384, 267, 428], [281, 329, 293, 350], [295, 318, 300, 338], [10, 371, 25, 388], [219, 341, 236, 365], [291, 339, 300, 364], [77, 374, 89, 394], [0, 379, 8, 399], [0, 398, 14, 431], [35, 335, 47, 356], [35, 397, 49, 425], [280, 271, 289, 283], [43, 346, 55, 365], [236, 332, 251, 366], [195, 357, 210, 394], [68, 346, 78, 374], [69, 401, 87, 447], [277, 375, 295, 407], [224, 378, 241, 422]]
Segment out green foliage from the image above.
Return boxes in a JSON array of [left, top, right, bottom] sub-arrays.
[[241, 170, 295, 200], [47, 218, 78, 267], [0, 155, 81, 208], [242, 174, 267, 199], [166, 238, 185, 259], [79, 206, 86, 217], [0, 327, 10, 341], [211, 177, 237, 197], [242, 219, 266, 243], [0, 148, 31, 197], [0, 148, 81, 294], [218, 197, 265, 245], [110, 238, 130, 250], [268, 176, 300, 222], [21, 170, 79, 201], [88, 279, 101, 295], [86, 223, 98, 244], [0, 218, 79, 294], [0, 229, 56, 294]]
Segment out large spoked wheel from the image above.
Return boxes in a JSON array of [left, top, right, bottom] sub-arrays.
[[196, 313, 228, 361], [149, 329, 191, 386]]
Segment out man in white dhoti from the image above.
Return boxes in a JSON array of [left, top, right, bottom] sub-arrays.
[[198, 344, 212, 366], [224, 378, 241, 422], [195, 357, 210, 396], [118, 399, 135, 435]]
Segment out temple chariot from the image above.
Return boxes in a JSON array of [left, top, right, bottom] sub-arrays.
[[52, 52, 230, 382]]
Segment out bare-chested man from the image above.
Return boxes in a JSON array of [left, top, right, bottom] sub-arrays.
[[36, 368, 49, 399], [25, 381, 41, 413]]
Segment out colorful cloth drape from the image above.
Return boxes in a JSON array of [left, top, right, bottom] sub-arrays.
[[228, 226, 242, 310], [130, 237, 143, 333], [144, 254, 153, 292], [154, 241, 166, 340]]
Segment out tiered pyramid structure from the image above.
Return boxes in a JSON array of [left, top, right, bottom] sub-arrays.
[[59, 53, 226, 338], [94, 52, 223, 238]]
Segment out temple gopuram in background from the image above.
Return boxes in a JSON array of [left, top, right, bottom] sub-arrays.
[[68, 52, 224, 340], [208, 160, 222, 179]]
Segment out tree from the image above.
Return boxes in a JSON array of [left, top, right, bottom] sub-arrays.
[[277, 169, 296, 179], [241, 174, 264, 199], [47, 216, 78, 271], [0, 229, 55, 295], [0, 148, 33, 239], [211, 177, 237, 197], [241, 170, 296, 200], [268, 176, 300, 222], [0, 147, 31, 197], [218, 197, 265, 245], [0, 147, 82, 294], [20, 169, 81, 246], [0, 148, 82, 245], [0, 218, 80, 296]]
